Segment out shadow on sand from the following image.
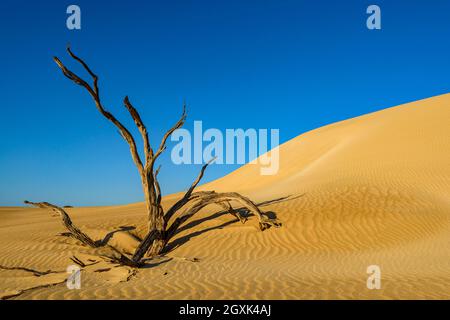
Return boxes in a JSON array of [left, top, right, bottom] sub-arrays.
[[163, 194, 304, 254]]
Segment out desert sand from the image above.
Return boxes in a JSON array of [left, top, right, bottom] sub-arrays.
[[1, 94, 449, 299]]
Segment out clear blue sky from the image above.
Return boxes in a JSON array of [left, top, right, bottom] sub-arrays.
[[1, 0, 449, 206]]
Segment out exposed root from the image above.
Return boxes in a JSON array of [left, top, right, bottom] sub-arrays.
[[0, 265, 63, 277]]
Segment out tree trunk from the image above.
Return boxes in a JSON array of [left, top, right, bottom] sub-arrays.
[[24, 46, 282, 268]]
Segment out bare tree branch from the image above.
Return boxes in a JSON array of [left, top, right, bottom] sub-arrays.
[[123, 96, 153, 162], [67, 46, 99, 93], [164, 157, 217, 224], [0, 265, 63, 277], [131, 229, 160, 263], [148, 104, 186, 173], [164, 192, 281, 244], [154, 165, 162, 205], [53, 47, 144, 175], [27, 47, 283, 268], [24, 200, 98, 248], [216, 201, 247, 224]]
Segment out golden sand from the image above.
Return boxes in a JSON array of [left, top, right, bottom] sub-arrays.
[[1, 94, 449, 299]]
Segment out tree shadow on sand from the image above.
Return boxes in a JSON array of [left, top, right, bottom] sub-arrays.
[[163, 194, 304, 254], [58, 225, 140, 247], [96, 226, 139, 246]]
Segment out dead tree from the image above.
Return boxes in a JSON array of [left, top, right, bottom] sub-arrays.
[[25, 47, 281, 267]]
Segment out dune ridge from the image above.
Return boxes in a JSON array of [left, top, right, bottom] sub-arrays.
[[1, 94, 449, 299]]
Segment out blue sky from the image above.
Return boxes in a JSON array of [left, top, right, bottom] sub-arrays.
[[1, 0, 450, 206]]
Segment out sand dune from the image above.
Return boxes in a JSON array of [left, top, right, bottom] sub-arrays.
[[1, 94, 449, 299]]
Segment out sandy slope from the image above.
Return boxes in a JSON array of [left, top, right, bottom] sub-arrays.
[[0, 94, 449, 299]]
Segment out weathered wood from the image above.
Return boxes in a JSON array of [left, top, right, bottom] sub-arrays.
[[131, 229, 160, 263], [164, 157, 217, 225], [54, 51, 145, 177], [24, 200, 98, 248], [25, 47, 281, 268], [164, 192, 282, 244], [123, 96, 152, 161], [217, 201, 247, 224], [24, 200, 142, 267]]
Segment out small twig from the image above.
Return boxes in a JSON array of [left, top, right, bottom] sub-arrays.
[[0, 265, 63, 277], [1, 279, 67, 300]]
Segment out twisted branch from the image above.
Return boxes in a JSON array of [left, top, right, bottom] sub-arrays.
[[24, 200, 98, 248], [24, 47, 282, 268], [54, 47, 144, 176], [164, 157, 217, 224], [165, 192, 282, 243], [147, 104, 186, 173]]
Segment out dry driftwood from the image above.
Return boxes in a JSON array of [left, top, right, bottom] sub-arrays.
[[25, 46, 281, 267]]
